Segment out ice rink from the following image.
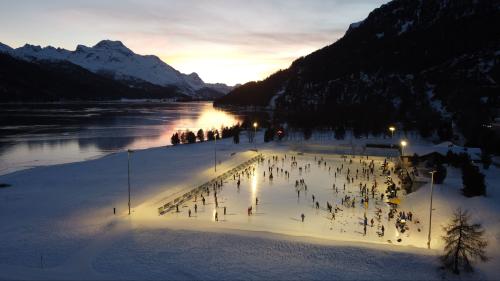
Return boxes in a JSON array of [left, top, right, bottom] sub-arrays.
[[165, 152, 426, 246]]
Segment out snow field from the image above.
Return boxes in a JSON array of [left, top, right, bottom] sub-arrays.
[[0, 134, 498, 279]]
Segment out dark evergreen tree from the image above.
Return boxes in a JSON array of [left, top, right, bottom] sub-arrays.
[[180, 131, 187, 144], [441, 208, 488, 274], [446, 151, 471, 168], [233, 125, 241, 141], [411, 153, 419, 166], [480, 150, 492, 170], [233, 131, 240, 144], [434, 164, 447, 184], [303, 127, 312, 140], [247, 128, 254, 143], [170, 132, 180, 145], [186, 130, 196, 144], [461, 162, 486, 197], [197, 129, 205, 142], [445, 150, 457, 166], [221, 126, 230, 138], [207, 130, 215, 141], [334, 126, 346, 140], [264, 128, 275, 142]]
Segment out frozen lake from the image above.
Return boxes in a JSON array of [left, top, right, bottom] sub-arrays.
[[0, 101, 245, 175], [165, 152, 428, 247]]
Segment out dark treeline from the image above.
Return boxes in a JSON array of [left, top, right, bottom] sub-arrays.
[[444, 151, 486, 197], [170, 124, 241, 145]]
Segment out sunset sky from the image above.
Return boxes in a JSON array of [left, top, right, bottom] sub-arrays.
[[0, 0, 387, 85]]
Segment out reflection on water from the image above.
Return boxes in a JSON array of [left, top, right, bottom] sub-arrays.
[[0, 101, 242, 175]]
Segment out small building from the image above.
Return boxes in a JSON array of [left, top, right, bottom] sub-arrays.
[[402, 141, 481, 163]]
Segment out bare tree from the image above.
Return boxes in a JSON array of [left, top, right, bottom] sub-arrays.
[[441, 208, 488, 274]]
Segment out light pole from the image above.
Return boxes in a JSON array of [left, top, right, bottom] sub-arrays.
[[400, 140, 407, 157], [253, 122, 258, 149], [427, 170, 436, 249], [214, 131, 218, 172], [127, 149, 134, 215], [389, 126, 395, 138]]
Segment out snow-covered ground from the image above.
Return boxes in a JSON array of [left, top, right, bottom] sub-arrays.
[[0, 133, 498, 280]]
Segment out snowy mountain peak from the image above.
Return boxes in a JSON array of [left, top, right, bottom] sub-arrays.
[[0, 40, 233, 97], [0, 42, 13, 55], [92, 40, 133, 55], [20, 44, 42, 52], [75, 44, 90, 52], [185, 72, 205, 88], [188, 72, 202, 81]]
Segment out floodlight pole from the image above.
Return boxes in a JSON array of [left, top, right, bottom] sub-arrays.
[[127, 149, 133, 215], [427, 170, 436, 249], [214, 133, 217, 172]]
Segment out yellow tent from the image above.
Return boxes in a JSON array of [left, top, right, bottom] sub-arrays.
[[388, 198, 401, 205]]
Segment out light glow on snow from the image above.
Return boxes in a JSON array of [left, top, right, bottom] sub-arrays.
[[251, 172, 258, 206]]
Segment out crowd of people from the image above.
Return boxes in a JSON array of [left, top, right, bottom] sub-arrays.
[[173, 151, 421, 243]]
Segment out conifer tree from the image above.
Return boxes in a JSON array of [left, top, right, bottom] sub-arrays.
[[186, 130, 196, 144], [233, 131, 240, 144], [207, 130, 215, 141], [197, 129, 205, 142], [434, 163, 447, 184], [180, 131, 187, 144], [462, 162, 486, 197], [170, 132, 180, 145], [441, 208, 488, 274], [480, 150, 491, 169]]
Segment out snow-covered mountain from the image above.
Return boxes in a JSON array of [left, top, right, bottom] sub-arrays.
[[216, 0, 499, 148], [0, 42, 14, 55], [0, 40, 232, 97]]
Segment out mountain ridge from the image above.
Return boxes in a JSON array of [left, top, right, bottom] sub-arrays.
[[0, 40, 233, 97], [215, 0, 500, 150], [0, 52, 189, 102]]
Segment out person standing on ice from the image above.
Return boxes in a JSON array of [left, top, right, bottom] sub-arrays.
[[215, 212, 218, 222], [224, 206, 227, 215], [301, 213, 305, 222], [256, 197, 259, 205], [194, 204, 198, 213], [381, 225, 385, 236], [202, 197, 206, 205], [188, 209, 192, 217]]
